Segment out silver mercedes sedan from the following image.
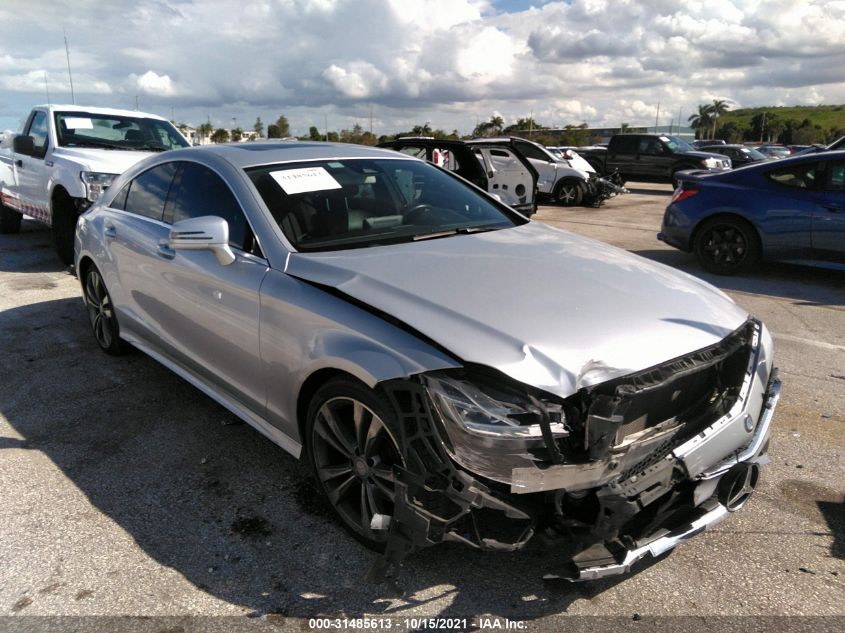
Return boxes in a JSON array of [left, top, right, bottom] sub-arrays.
[[74, 142, 781, 581]]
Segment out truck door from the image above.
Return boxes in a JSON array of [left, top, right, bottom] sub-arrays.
[[15, 110, 52, 224], [607, 135, 640, 179], [636, 136, 674, 180]]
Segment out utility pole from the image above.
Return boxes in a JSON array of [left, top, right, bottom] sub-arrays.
[[760, 111, 766, 142], [369, 105, 373, 135], [529, 110, 533, 139], [655, 102, 660, 133], [678, 106, 683, 135], [134, 94, 139, 110], [324, 114, 328, 142], [63, 27, 75, 104]]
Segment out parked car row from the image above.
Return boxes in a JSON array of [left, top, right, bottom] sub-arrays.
[[378, 136, 625, 210]]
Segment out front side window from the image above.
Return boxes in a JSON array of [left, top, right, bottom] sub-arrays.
[[661, 136, 693, 152], [54, 111, 189, 151], [248, 158, 523, 252], [825, 161, 845, 192], [26, 111, 49, 156], [123, 162, 178, 220], [164, 162, 249, 250], [766, 162, 818, 189]]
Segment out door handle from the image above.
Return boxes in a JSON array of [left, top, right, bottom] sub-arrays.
[[14, 159, 22, 168], [157, 241, 175, 259], [104, 225, 117, 238]]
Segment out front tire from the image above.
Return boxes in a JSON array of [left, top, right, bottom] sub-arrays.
[[694, 216, 760, 275], [554, 179, 584, 206], [82, 266, 128, 355], [0, 203, 22, 234], [51, 189, 80, 266], [305, 377, 404, 552]]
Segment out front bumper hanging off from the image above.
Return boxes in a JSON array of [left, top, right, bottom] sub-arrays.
[[370, 321, 780, 583]]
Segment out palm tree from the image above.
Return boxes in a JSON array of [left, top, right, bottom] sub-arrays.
[[710, 99, 730, 138], [688, 104, 713, 139], [490, 115, 504, 135]]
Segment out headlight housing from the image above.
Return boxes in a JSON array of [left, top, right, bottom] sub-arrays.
[[425, 374, 567, 439], [701, 157, 730, 169], [80, 171, 118, 202], [423, 372, 570, 484]]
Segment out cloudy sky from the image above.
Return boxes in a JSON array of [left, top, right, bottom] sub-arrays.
[[1, 0, 844, 136]]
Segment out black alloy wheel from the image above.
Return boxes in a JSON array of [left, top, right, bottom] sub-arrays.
[[694, 217, 760, 275], [306, 378, 404, 551], [83, 266, 127, 355]]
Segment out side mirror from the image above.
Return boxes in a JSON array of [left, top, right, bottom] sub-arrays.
[[13, 135, 35, 157], [168, 216, 236, 265]]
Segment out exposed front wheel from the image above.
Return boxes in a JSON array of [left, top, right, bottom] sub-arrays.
[[83, 266, 128, 355], [51, 191, 80, 266], [694, 217, 760, 275], [554, 180, 584, 206], [0, 203, 22, 234], [306, 377, 404, 551]]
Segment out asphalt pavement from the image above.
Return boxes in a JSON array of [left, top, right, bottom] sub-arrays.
[[1, 184, 842, 632]]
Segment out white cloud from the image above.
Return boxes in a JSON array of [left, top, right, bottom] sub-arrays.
[[133, 70, 175, 96], [0, 0, 844, 134]]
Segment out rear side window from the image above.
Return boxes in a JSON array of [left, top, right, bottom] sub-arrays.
[[124, 162, 178, 220], [611, 136, 638, 153], [164, 162, 249, 250], [766, 163, 818, 189]]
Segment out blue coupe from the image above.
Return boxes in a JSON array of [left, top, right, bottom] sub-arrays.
[[659, 150, 845, 274]]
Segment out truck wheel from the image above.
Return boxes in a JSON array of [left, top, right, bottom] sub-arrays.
[[51, 190, 79, 266], [554, 180, 584, 206], [0, 203, 22, 234], [693, 216, 760, 275]]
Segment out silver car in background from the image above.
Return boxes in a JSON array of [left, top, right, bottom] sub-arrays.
[[74, 142, 780, 581]]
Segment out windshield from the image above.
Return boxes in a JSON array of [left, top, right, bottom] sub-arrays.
[[247, 158, 524, 252], [662, 136, 693, 152], [54, 112, 190, 151]]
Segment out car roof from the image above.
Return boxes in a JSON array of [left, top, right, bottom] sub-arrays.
[[33, 103, 169, 121], [160, 141, 414, 169]]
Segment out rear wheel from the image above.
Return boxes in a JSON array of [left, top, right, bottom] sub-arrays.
[[82, 265, 128, 355], [0, 203, 22, 234], [554, 179, 584, 206], [694, 216, 760, 275], [305, 377, 404, 551]]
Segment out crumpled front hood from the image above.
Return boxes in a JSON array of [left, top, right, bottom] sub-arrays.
[[286, 222, 748, 398], [52, 147, 157, 174]]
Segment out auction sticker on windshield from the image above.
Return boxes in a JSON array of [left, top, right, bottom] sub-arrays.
[[64, 117, 94, 129], [270, 166, 342, 195]]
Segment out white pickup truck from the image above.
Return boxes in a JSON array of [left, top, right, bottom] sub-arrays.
[[0, 104, 190, 264]]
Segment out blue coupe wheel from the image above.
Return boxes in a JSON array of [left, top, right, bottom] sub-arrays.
[[694, 217, 760, 275]]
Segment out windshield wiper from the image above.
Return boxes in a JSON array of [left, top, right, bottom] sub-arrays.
[[64, 140, 123, 150], [133, 144, 169, 152], [412, 226, 499, 241]]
